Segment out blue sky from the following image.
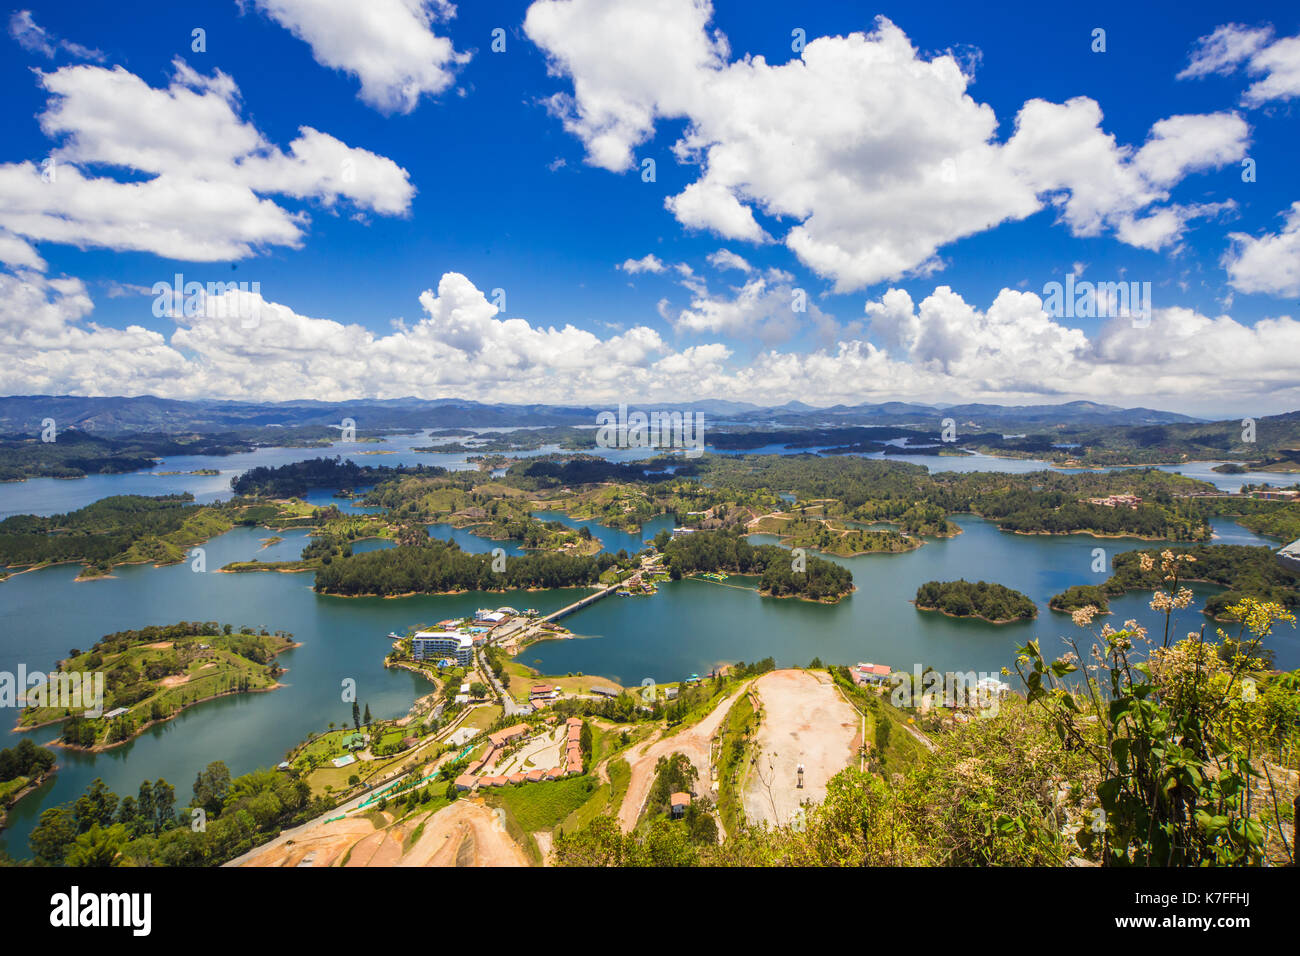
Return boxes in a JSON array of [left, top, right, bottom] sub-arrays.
[[2, 0, 1298, 415]]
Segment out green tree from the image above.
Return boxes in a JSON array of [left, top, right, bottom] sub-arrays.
[[193, 761, 232, 817], [29, 806, 77, 865], [65, 823, 128, 867]]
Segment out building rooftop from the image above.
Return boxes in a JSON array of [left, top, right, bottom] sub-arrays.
[[414, 630, 473, 647], [489, 723, 530, 747]]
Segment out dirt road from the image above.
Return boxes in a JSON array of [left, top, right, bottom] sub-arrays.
[[742, 670, 859, 828], [617, 685, 746, 831]]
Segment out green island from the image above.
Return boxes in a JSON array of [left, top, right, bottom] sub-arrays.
[[0, 425, 367, 482], [0, 493, 342, 579], [1207, 496, 1300, 543], [1051, 544, 1300, 621], [413, 425, 592, 454], [1049, 584, 1113, 614], [230, 456, 449, 498], [660, 529, 854, 602], [314, 539, 616, 596], [748, 506, 926, 556], [16, 622, 296, 750], [914, 579, 1038, 623], [0, 739, 57, 830]]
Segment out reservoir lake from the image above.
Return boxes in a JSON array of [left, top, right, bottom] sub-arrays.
[[1, 431, 1294, 856]]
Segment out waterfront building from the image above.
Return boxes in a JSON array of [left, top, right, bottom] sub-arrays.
[[412, 631, 473, 666]]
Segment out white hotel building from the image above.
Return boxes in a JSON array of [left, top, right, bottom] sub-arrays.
[[412, 631, 474, 666]]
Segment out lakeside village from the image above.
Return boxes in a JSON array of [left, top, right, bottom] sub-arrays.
[[276, 581, 1012, 820], [274, 546, 692, 803]]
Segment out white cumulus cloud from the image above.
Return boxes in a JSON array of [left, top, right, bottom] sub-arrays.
[[247, 0, 469, 114], [1179, 23, 1300, 106], [0, 59, 414, 264], [525, 3, 1250, 291], [1223, 202, 1300, 298]]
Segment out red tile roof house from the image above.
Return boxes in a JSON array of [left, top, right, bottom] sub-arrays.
[[526, 768, 546, 782], [454, 774, 477, 791], [508, 772, 527, 784], [850, 663, 892, 685], [545, 767, 564, 780], [489, 724, 529, 747], [670, 792, 692, 818]]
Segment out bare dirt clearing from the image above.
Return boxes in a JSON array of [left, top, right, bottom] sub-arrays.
[[742, 670, 860, 828], [400, 801, 530, 867], [237, 799, 530, 867]]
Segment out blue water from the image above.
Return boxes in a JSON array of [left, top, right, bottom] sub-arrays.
[[0, 424, 1293, 858]]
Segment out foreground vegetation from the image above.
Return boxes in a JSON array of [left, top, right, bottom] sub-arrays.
[[554, 593, 1299, 866], [16, 762, 319, 866], [1051, 545, 1300, 623]]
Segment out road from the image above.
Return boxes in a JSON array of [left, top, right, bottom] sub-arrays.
[[476, 645, 529, 717]]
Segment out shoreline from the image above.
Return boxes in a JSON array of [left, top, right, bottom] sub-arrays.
[[1007, 527, 1208, 543], [0, 768, 55, 831], [36, 682, 288, 753], [913, 602, 1035, 625], [766, 533, 922, 558], [15, 639, 302, 742], [317, 582, 606, 599]]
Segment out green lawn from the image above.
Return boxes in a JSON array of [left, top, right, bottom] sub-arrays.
[[0, 775, 31, 804], [460, 705, 503, 731], [483, 775, 599, 832], [716, 692, 757, 837], [556, 758, 632, 836]]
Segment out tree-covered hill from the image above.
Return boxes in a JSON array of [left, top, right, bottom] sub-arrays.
[[914, 579, 1037, 623], [663, 529, 853, 602]]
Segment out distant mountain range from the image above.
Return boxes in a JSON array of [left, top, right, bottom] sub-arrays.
[[0, 394, 1211, 435]]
